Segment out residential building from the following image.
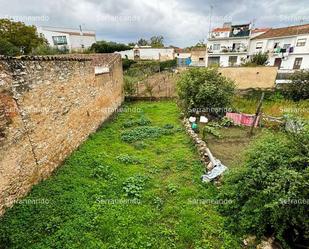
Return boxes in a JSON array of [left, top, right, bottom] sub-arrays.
[[117, 45, 175, 61], [37, 26, 96, 51], [249, 24, 309, 70], [207, 23, 252, 67], [175, 51, 191, 67], [190, 47, 207, 67], [206, 23, 270, 67]]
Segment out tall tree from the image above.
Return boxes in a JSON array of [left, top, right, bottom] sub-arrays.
[[137, 38, 148, 46], [150, 35, 164, 48], [0, 19, 46, 55]]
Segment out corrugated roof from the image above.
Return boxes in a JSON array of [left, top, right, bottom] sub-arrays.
[[253, 23, 309, 39]]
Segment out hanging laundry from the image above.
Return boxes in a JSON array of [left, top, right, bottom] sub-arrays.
[[226, 113, 259, 127]]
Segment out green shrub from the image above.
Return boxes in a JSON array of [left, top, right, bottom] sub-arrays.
[[242, 52, 268, 66], [220, 117, 234, 127], [91, 164, 115, 180], [282, 70, 309, 101], [202, 125, 221, 139], [121, 126, 175, 143], [122, 58, 136, 71], [177, 68, 235, 116], [116, 154, 141, 164], [0, 38, 19, 56], [218, 129, 309, 248], [122, 175, 147, 199], [123, 116, 151, 128], [159, 59, 176, 71]]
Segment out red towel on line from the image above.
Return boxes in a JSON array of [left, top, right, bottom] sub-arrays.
[[226, 113, 259, 127]]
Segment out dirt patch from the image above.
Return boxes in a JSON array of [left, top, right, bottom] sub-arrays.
[[202, 126, 260, 167]]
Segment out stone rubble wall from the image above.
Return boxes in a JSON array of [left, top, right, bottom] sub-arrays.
[[0, 54, 124, 215]]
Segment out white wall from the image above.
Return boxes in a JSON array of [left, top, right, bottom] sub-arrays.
[[38, 27, 96, 51], [249, 34, 309, 70], [117, 48, 174, 60]]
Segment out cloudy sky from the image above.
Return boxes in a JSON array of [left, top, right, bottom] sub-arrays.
[[0, 0, 308, 47]]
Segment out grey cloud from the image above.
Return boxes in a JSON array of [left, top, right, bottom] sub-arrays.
[[0, 0, 308, 47]]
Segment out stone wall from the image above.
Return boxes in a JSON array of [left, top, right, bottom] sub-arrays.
[[218, 66, 277, 89], [0, 54, 124, 215]]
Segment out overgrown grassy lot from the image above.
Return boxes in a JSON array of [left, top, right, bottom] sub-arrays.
[[0, 101, 240, 249]]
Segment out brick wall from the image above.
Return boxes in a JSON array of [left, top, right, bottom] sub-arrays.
[[0, 54, 124, 215]]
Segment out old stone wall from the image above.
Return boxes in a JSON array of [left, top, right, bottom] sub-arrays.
[[0, 54, 124, 215]]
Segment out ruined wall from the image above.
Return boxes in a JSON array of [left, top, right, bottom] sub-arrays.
[[0, 54, 124, 215], [218, 66, 277, 89]]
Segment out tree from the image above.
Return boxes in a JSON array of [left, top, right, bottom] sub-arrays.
[[149, 35, 164, 48], [242, 52, 268, 66], [137, 38, 148, 46], [128, 42, 136, 47], [0, 19, 46, 55], [218, 127, 309, 248], [90, 41, 130, 53], [177, 67, 235, 116], [282, 70, 309, 101], [0, 38, 19, 56]]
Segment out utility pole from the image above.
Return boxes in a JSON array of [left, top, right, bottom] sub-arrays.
[[208, 5, 213, 39]]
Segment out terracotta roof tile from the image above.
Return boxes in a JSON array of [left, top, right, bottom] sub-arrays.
[[212, 27, 230, 32], [253, 24, 309, 39]]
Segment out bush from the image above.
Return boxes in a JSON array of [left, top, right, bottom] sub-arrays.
[[31, 44, 69, 55], [282, 70, 309, 101], [242, 52, 268, 66], [90, 40, 130, 53], [0, 38, 19, 56], [218, 128, 309, 248], [177, 67, 235, 116], [159, 59, 176, 71], [122, 58, 136, 71]]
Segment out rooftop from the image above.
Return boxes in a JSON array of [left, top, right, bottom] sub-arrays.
[[253, 23, 309, 39]]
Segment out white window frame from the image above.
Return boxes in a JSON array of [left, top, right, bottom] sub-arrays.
[[256, 42, 263, 49], [296, 38, 306, 47], [213, 44, 221, 50]]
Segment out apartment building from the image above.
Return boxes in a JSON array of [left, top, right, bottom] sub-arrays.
[[249, 24, 309, 70], [37, 26, 96, 51]]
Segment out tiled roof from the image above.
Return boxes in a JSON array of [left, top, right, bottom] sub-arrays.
[[251, 28, 270, 33], [253, 24, 309, 39], [212, 27, 230, 32]]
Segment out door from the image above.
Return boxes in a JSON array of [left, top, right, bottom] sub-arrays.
[[293, 57, 302, 69], [274, 58, 282, 68], [208, 56, 220, 66]]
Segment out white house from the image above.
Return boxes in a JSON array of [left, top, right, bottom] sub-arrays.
[[249, 24, 309, 70], [37, 26, 96, 51], [207, 23, 269, 67], [117, 45, 175, 61]]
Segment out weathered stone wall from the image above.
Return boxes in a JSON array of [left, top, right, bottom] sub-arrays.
[[0, 54, 124, 215]]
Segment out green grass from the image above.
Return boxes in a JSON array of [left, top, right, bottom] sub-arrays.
[[0, 101, 240, 249], [233, 96, 309, 119]]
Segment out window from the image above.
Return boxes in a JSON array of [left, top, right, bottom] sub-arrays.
[[52, 36, 67, 45], [256, 42, 263, 49], [213, 44, 220, 50], [232, 43, 241, 51], [228, 56, 237, 66], [199, 57, 204, 62], [283, 44, 291, 49], [293, 57, 303, 69], [296, 38, 306, 47]]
